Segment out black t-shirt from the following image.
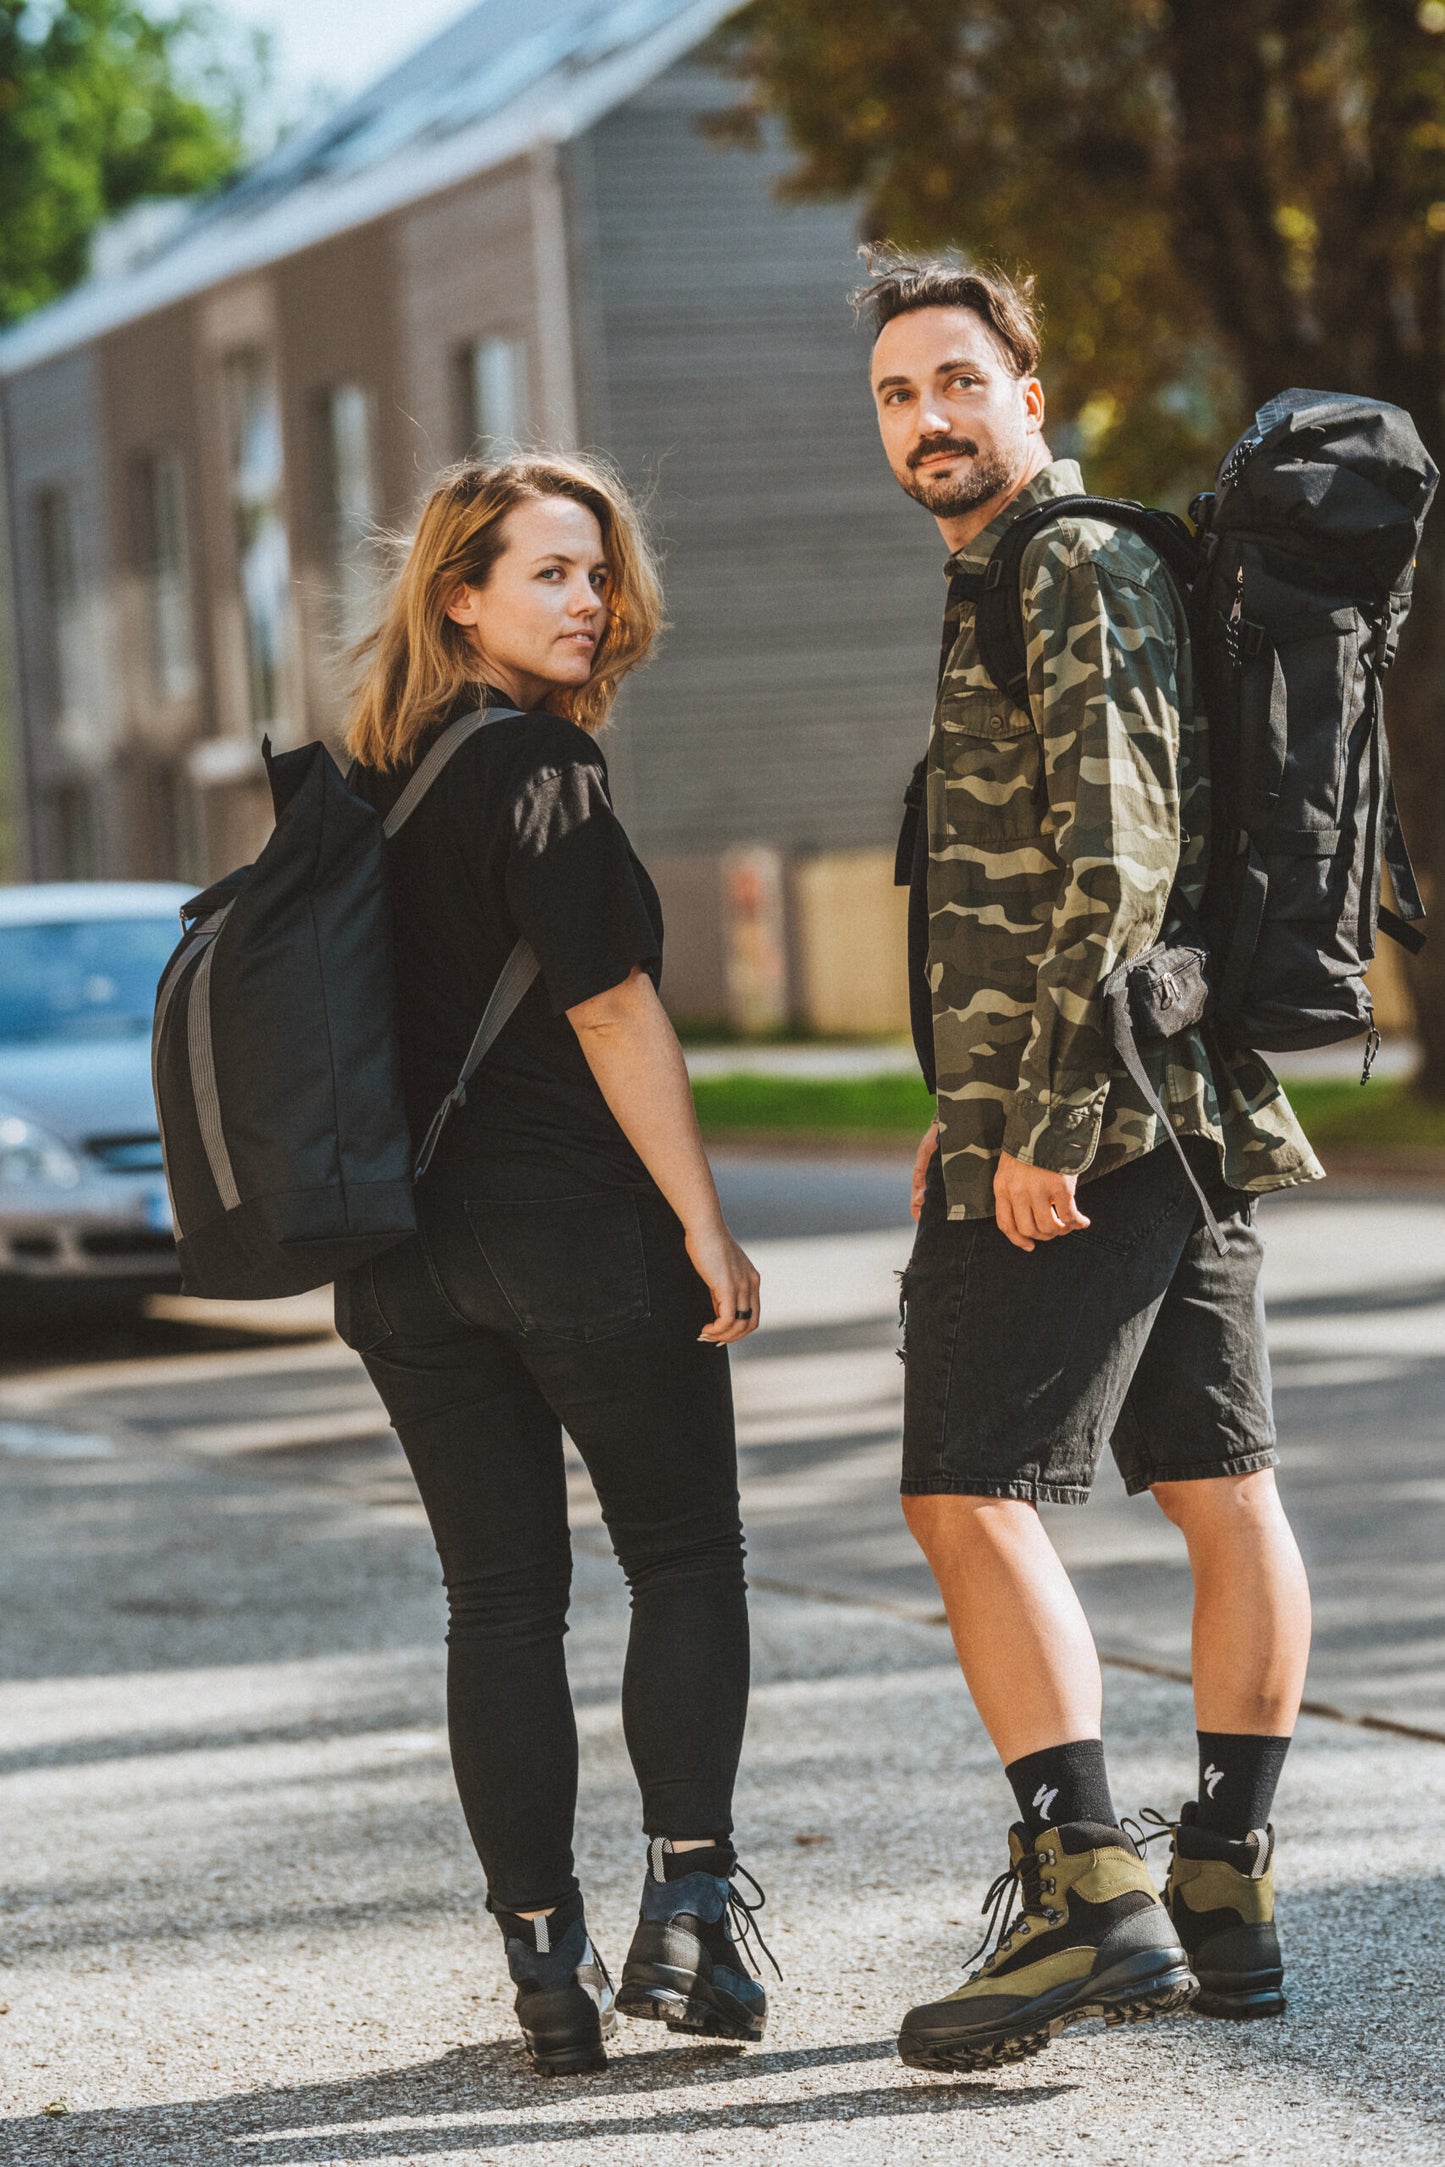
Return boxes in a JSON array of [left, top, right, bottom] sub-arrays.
[[352, 708, 664, 1199]]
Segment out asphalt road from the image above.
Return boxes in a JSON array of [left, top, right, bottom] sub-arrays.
[[3, 1154, 1444, 2163], [3, 1153, 1441, 1732]]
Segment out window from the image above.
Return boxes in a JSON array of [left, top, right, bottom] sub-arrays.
[[136, 448, 197, 703], [456, 333, 529, 455], [222, 349, 292, 733], [318, 383, 378, 643], [34, 488, 89, 736]]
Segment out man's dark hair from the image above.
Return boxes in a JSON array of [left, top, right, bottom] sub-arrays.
[[851, 245, 1042, 376]]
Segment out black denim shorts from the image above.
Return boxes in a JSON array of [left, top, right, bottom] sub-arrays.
[[900, 1139, 1278, 1504]]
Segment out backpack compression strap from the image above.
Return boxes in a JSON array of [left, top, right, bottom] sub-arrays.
[[381, 706, 544, 1180]]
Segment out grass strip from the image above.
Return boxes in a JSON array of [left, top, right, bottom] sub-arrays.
[[1281, 1077, 1445, 1150], [693, 1069, 1445, 1150], [692, 1070, 935, 1136]]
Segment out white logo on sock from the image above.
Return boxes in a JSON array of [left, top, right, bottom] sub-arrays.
[[1032, 1783, 1060, 1820], [1203, 1763, 1224, 1799]]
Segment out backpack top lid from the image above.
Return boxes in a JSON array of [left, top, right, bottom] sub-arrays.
[[1213, 388, 1438, 597]]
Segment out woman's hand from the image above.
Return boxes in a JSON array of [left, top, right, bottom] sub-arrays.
[[911, 1121, 939, 1222], [685, 1220, 761, 1344], [568, 970, 762, 1342]]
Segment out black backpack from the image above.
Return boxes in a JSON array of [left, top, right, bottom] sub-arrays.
[[960, 389, 1437, 1058], [152, 707, 537, 1300]]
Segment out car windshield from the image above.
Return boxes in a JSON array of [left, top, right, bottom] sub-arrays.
[[0, 917, 179, 1045]]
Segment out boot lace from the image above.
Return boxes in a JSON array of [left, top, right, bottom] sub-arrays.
[[962, 1842, 1064, 1978], [1120, 1806, 1175, 1857], [726, 1863, 783, 1981]]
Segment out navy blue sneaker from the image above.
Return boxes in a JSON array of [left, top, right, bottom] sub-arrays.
[[493, 1892, 616, 2076], [615, 1839, 777, 2042]]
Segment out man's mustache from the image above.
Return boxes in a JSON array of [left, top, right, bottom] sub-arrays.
[[908, 435, 978, 470]]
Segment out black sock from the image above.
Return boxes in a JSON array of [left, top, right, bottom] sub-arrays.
[[649, 1839, 736, 1883], [1195, 1732, 1290, 1837], [489, 1887, 584, 1951], [1005, 1738, 1117, 1836]]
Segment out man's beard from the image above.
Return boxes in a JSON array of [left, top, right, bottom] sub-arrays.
[[899, 432, 1023, 517]]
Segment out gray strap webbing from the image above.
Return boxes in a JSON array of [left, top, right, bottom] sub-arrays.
[[380, 705, 542, 1180], [1103, 976, 1227, 1256], [382, 706, 519, 838], [413, 935, 541, 1179]]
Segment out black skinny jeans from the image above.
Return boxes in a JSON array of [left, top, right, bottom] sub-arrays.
[[335, 1182, 749, 1914]]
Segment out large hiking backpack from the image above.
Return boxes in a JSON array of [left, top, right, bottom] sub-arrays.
[[959, 388, 1437, 1057], [152, 707, 538, 1300]]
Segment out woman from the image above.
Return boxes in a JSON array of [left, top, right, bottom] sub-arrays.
[[339, 455, 769, 2076]]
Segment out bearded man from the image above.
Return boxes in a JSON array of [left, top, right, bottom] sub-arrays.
[[863, 251, 1321, 2074]]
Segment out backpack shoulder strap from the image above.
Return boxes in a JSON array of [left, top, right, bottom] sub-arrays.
[[963, 496, 1199, 711], [412, 936, 541, 1180], [382, 705, 523, 838]]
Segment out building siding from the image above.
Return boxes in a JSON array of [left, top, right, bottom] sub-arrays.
[[577, 61, 942, 859]]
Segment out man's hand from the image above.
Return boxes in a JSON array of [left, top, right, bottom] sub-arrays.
[[911, 1121, 939, 1222], [993, 1150, 1091, 1252]]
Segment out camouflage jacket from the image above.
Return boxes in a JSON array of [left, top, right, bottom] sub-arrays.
[[927, 458, 1322, 1220]]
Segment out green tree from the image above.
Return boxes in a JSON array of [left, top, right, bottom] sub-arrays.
[[713, 0, 1445, 1093], [0, 0, 257, 327]]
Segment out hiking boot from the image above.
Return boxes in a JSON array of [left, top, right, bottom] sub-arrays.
[[1162, 1803, 1285, 2020], [897, 1820, 1197, 2074], [615, 1839, 777, 2042], [494, 1894, 616, 2076]]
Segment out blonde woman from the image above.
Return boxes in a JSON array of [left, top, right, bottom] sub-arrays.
[[340, 457, 770, 2075]]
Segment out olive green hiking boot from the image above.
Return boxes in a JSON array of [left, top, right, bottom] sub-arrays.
[[1162, 1802, 1285, 2020], [897, 1820, 1196, 2075]]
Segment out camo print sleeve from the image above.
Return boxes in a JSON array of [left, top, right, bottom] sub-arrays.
[[997, 550, 1183, 1173]]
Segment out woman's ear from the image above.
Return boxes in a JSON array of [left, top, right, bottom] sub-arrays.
[[444, 581, 481, 627]]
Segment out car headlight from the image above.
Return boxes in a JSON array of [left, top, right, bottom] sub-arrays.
[[0, 1114, 84, 1189]]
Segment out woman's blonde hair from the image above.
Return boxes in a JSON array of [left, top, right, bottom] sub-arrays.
[[344, 452, 664, 769]]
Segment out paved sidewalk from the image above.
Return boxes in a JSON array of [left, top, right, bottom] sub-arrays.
[[2, 1421, 1442, 2165]]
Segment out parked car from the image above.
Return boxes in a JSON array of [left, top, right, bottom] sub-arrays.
[[0, 882, 192, 1321]]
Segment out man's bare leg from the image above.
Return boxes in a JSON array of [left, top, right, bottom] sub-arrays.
[[902, 1493, 1102, 1761], [1146, 1467, 1309, 2021], [895, 1488, 1193, 2070], [1151, 1469, 1310, 1737]]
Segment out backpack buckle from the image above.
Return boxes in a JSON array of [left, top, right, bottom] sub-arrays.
[[983, 559, 1005, 590]]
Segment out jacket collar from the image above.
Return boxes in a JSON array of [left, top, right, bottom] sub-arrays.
[[943, 458, 1086, 577]]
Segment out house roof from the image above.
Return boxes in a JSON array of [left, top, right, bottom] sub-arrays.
[[0, 0, 738, 379]]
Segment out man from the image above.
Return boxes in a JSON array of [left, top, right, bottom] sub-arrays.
[[861, 251, 1322, 2074]]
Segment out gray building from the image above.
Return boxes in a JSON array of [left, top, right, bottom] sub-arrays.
[[0, 0, 941, 1030]]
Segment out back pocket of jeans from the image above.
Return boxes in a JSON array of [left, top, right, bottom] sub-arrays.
[[464, 1192, 651, 1340], [334, 1259, 393, 1353]]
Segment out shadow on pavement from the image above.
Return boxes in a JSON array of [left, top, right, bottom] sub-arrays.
[[4, 2037, 1074, 2165], [0, 1300, 334, 1380]]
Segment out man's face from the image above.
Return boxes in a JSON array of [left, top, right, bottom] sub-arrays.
[[870, 306, 1042, 519]]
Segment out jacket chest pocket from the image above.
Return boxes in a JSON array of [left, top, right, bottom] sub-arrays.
[[933, 689, 1044, 844]]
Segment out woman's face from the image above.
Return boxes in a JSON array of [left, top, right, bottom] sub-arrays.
[[446, 495, 609, 710]]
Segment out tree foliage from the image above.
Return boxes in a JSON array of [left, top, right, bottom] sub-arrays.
[[713, 0, 1445, 1090], [0, 1, 257, 327]]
